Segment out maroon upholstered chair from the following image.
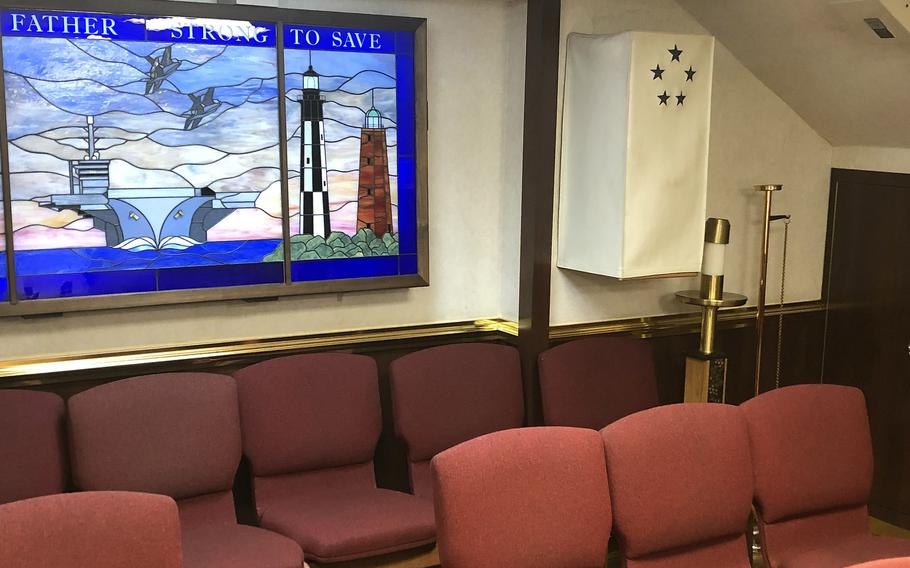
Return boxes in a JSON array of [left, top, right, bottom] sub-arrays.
[[849, 560, 910, 567], [0, 491, 182, 568], [0, 389, 67, 504], [539, 336, 658, 429], [235, 354, 436, 564], [67, 373, 304, 568], [431, 427, 612, 568], [601, 403, 754, 568], [389, 343, 524, 499], [741, 384, 910, 568]]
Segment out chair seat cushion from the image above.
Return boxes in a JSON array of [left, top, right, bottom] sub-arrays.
[[182, 524, 303, 568], [628, 535, 752, 568], [260, 488, 436, 563], [781, 535, 910, 568]]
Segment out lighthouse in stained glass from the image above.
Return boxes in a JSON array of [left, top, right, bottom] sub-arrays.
[[298, 64, 331, 237], [356, 99, 394, 237]]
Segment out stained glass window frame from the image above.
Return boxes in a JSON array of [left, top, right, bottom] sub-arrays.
[[0, 0, 428, 317]]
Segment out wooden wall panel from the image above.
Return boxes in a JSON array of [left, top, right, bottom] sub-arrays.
[[2, 308, 826, 499], [552, 310, 826, 407]]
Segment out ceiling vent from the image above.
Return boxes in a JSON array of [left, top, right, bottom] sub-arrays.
[[865, 17, 896, 37], [829, 0, 910, 43]]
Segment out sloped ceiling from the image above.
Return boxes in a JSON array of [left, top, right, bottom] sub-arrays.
[[675, 0, 910, 147]]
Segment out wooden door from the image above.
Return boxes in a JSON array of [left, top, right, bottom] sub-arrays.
[[824, 168, 910, 528]]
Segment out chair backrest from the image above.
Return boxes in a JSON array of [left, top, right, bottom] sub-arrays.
[[390, 343, 523, 498], [235, 353, 381, 486], [0, 389, 67, 504], [432, 427, 611, 568], [741, 384, 873, 525], [601, 403, 753, 567], [0, 491, 182, 568], [67, 373, 242, 524], [539, 336, 658, 429], [741, 384, 874, 562]]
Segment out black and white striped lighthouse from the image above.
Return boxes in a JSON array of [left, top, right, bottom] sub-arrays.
[[298, 64, 331, 237]]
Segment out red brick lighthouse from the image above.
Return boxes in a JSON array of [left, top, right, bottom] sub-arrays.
[[355, 101, 394, 237]]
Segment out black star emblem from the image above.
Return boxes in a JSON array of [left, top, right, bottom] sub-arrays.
[[658, 90, 670, 106], [685, 65, 696, 82], [650, 64, 664, 80], [668, 44, 683, 62], [676, 92, 686, 106]]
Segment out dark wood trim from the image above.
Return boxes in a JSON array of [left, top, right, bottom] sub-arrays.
[[829, 167, 910, 188], [0, 302, 823, 391], [0, 318, 517, 386], [551, 301, 825, 340], [517, 0, 561, 426]]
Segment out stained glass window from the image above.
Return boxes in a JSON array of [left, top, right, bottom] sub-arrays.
[[281, 25, 418, 282], [0, 7, 425, 313]]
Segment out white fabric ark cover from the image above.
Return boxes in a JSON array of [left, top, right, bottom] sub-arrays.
[[558, 31, 715, 279]]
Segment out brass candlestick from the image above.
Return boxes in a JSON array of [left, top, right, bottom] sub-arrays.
[[676, 218, 747, 402]]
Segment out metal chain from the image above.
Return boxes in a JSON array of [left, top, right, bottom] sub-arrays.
[[775, 219, 790, 389]]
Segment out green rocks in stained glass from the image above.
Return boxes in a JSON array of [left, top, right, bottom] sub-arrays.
[[355, 242, 373, 257], [264, 229, 400, 261], [304, 235, 326, 251], [369, 239, 388, 255], [352, 228, 377, 244], [327, 232, 352, 249], [290, 234, 315, 244]]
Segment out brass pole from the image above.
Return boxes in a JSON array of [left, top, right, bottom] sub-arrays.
[[753, 185, 782, 396], [700, 305, 718, 354]]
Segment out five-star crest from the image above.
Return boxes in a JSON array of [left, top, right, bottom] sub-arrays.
[[653, 43, 697, 107]]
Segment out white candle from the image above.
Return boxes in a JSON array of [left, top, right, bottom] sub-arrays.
[[702, 241, 726, 276]]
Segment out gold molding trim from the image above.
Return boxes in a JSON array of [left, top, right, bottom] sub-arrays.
[[549, 301, 825, 340], [0, 302, 822, 382], [0, 318, 516, 380]]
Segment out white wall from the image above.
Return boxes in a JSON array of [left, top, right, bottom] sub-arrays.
[[832, 146, 910, 174], [498, 1, 527, 323], [0, 0, 842, 359], [549, 0, 833, 325], [0, 0, 526, 359]]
